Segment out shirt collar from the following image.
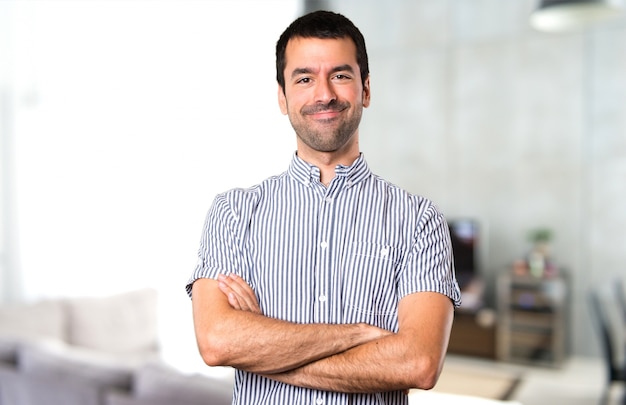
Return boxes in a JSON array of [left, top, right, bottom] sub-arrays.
[[288, 152, 371, 187]]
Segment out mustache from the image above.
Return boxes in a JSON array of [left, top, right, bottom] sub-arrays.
[[301, 100, 350, 115]]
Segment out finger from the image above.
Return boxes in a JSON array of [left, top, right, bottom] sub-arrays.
[[219, 275, 255, 312], [218, 280, 242, 310], [218, 273, 262, 314], [229, 292, 250, 311], [227, 273, 254, 296], [225, 274, 259, 311]]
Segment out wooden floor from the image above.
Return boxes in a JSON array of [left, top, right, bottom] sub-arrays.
[[444, 354, 624, 405]]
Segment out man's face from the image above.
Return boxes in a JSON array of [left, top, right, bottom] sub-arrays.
[[278, 36, 370, 154]]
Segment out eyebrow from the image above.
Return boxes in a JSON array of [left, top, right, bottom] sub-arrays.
[[290, 64, 356, 79]]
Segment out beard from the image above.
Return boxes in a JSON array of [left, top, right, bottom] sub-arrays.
[[288, 99, 363, 153]]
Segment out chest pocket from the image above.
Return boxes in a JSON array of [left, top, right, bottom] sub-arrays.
[[342, 242, 403, 330]]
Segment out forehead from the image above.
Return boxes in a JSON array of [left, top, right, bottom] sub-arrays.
[[284, 36, 359, 72]]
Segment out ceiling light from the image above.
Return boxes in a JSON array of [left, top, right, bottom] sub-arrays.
[[530, 0, 624, 32]]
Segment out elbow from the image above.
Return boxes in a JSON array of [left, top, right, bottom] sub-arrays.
[[406, 356, 443, 390], [198, 342, 224, 368], [415, 371, 440, 391], [196, 328, 233, 367]]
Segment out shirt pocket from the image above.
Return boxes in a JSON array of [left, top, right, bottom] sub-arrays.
[[341, 242, 402, 330]]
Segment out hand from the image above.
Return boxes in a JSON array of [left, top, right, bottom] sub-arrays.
[[217, 273, 262, 314]]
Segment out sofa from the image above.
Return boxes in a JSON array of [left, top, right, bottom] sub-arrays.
[[409, 391, 523, 404], [0, 289, 233, 405], [0, 289, 520, 405]]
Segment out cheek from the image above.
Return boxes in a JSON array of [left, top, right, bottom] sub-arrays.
[[284, 92, 307, 114], [339, 87, 363, 105]]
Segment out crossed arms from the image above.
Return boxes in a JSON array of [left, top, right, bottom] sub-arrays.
[[191, 273, 454, 393]]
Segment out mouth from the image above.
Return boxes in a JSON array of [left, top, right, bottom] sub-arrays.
[[310, 110, 342, 120], [303, 103, 349, 121]]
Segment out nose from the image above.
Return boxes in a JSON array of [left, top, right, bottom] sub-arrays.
[[314, 78, 337, 104]]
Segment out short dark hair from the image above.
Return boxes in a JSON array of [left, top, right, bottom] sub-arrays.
[[275, 10, 369, 92]]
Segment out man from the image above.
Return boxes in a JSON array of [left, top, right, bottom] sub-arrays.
[[186, 10, 461, 405]]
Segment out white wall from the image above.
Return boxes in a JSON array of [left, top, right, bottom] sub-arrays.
[[2, 0, 298, 372], [4, 0, 626, 363], [331, 0, 626, 357]]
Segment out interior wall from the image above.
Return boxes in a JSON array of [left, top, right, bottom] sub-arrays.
[[328, 0, 626, 357], [0, 2, 23, 304], [1, 0, 299, 372], [2, 0, 625, 363]]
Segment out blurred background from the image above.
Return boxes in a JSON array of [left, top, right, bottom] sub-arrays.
[[1, 0, 625, 378]]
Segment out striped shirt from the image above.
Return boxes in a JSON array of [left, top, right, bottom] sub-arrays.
[[186, 153, 461, 405]]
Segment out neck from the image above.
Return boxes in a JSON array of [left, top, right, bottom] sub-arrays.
[[296, 142, 360, 186]]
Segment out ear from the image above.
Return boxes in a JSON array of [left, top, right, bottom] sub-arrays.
[[278, 84, 288, 115], [362, 76, 371, 108]]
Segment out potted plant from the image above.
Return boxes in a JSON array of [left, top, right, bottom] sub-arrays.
[[527, 228, 553, 277]]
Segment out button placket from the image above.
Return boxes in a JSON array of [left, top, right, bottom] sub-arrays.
[[315, 189, 335, 322], [318, 239, 328, 304]]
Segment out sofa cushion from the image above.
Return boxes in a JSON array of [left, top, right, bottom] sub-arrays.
[[0, 337, 18, 363], [66, 289, 159, 356], [133, 362, 232, 405], [0, 336, 61, 364], [18, 339, 135, 388], [0, 299, 68, 365], [0, 299, 67, 342]]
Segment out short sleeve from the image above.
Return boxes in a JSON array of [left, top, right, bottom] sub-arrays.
[[185, 193, 247, 298], [398, 202, 462, 307]]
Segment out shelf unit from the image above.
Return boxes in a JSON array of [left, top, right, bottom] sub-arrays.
[[448, 308, 497, 359], [496, 272, 568, 367]]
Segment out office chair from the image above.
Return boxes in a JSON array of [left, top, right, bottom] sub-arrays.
[[589, 289, 626, 405], [615, 278, 626, 324]]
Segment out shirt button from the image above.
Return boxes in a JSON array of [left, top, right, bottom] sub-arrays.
[[380, 247, 389, 256], [316, 398, 324, 404], [325, 196, 333, 203], [320, 241, 328, 249], [319, 295, 327, 302]]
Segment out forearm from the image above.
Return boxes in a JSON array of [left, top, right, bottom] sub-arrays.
[[264, 292, 454, 393], [206, 311, 382, 374], [263, 332, 441, 393], [192, 278, 388, 374]]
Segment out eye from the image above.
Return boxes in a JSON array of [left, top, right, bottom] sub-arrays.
[[334, 74, 352, 81], [296, 77, 311, 84]]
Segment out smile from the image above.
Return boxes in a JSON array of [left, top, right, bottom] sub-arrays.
[[301, 101, 350, 119], [310, 110, 342, 120]]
